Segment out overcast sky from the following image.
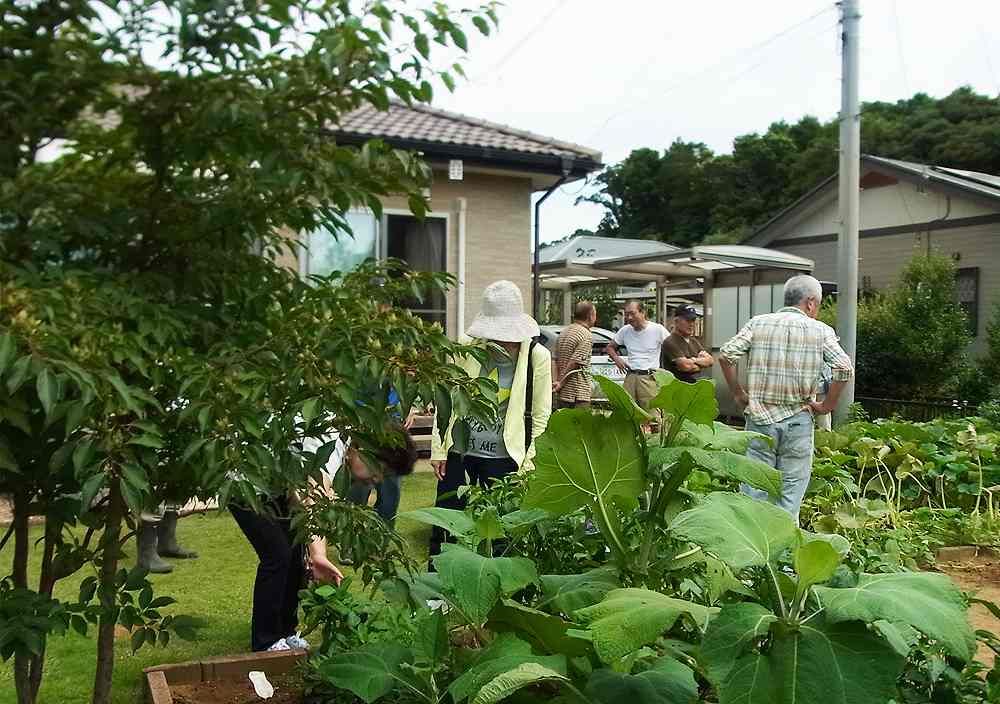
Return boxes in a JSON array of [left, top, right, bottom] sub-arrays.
[[428, 0, 1000, 245]]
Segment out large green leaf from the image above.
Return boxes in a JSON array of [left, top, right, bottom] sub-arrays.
[[670, 492, 799, 571], [648, 447, 782, 497], [538, 567, 621, 616], [0, 334, 15, 377], [717, 617, 904, 704], [649, 373, 717, 427], [793, 540, 842, 599], [448, 634, 566, 704], [399, 507, 476, 536], [432, 545, 537, 626], [701, 603, 778, 686], [318, 644, 418, 704], [487, 599, 591, 657], [585, 657, 699, 704], [472, 662, 571, 704], [499, 508, 551, 533], [35, 367, 58, 416], [673, 420, 770, 453], [574, 588, 717, 664], [799, 530, 851, 557], [814, 571, 975, 661], [596, 375, 652, 425], [413, 609, 448, 665], [524, 409, 644, 558]]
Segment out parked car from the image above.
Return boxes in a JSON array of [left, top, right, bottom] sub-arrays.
[[536, 325, 628, 403]]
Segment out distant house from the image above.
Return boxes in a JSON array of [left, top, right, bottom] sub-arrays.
[[746, 155, 1000, 354], [277, 101, 602, 339]]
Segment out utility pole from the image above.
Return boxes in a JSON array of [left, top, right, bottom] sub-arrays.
[[835, 0, 861, 425]]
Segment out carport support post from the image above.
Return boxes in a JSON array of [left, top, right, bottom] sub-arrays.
[[562, 284, 573, 325], [702, 271, 714, 351], [655, 279, 667, 324], [533, 172, 570, 319], [835, 0, 861, 424]]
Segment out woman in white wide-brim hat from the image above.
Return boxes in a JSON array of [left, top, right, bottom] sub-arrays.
[[428, 280, 551, 565]]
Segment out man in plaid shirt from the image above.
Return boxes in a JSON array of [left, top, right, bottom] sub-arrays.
[[719, 274, 854, 522]]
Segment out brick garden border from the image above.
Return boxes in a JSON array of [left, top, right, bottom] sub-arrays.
[[144, 649, 307, 703]]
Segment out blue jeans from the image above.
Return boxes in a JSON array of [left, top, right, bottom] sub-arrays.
[[741, 410, 814, 523], [347, 474, 402, 527]]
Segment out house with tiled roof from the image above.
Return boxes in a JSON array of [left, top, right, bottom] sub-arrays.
[[747, 155, 1000, 354], [285, 101, 602, 338]]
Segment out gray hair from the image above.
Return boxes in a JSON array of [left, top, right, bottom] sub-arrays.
[[573, 300, 596, 321], [783, 275, 823, 306]]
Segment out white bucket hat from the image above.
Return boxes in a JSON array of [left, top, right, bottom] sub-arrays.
[[466, 280, 540, 343]]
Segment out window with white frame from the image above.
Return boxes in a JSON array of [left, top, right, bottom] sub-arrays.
[[300, 210, 379, 278], [299, 210, 448, 328], [955, 267, 979, 337], [384, 213, 448, 326]]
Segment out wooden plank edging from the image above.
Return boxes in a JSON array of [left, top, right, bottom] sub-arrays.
[[145, 649, 307, 700]]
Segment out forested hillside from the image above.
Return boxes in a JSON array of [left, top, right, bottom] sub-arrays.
[[579, 87, 1000, 246]]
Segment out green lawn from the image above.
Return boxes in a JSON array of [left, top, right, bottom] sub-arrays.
[[0, 472, 438, 704]]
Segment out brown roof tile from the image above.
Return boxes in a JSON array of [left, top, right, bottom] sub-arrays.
[[333, 101, 602, 164]]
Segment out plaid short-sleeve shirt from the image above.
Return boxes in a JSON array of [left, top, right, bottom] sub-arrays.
[[555, 322, 593, 403], [719, 307, 854, 425]]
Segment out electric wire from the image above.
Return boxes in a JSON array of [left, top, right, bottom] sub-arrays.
[[891, 0, 912, 97], [469, 0, 570, 84], [584, 2, 838, 143]]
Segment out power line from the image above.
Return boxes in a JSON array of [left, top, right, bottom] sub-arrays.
[[975, 23, 1000, 96], [584, 2, 837, 143], [891, 0, 912, 97], [707, 19, 840, 96], [470, 0, 570, 84]]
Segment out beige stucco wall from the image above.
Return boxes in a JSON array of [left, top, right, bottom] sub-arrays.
[[277, 169, 534, 339], [775, 223, 1000, 355], [380, 169, 534, 338], [773, 180, 996, 241]]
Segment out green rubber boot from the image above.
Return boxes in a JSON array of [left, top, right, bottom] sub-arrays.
[[137, 521, 173, 574], [157, 510, 198, 559]]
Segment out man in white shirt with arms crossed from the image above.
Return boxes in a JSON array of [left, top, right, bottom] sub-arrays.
[[605, 300, 668, 412]]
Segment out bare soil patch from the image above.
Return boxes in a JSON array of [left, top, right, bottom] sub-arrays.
[[938, 553, 1000, 664], [170, 672, 303, 704]]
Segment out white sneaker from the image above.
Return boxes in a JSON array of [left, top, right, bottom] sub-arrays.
[[266, 638, 291, 652], [426, 599, 451, 613], [285, 633, 310, 650]]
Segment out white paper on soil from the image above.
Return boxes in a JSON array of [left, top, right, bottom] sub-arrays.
[[249, 670, 274, 699]]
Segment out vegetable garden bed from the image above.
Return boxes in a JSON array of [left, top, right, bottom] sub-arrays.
[[145, 650, 306, 704]]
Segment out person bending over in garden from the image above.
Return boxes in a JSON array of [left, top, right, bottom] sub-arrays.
[[231, 424, 416, 652], [718, 274, 853, 523], [345, 385, 417, 531], [429, 280, 552, 566]]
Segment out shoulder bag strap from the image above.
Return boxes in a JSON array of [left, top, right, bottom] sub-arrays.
[[524, 340, 537, 450]]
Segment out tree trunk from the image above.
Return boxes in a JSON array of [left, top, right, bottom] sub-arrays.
[[27, 517, 60, 703], [12, 491, 33, 704], [91, 479, 124, 704]]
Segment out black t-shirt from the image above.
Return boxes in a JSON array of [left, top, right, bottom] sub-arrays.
[[661, 332, 706, 384]]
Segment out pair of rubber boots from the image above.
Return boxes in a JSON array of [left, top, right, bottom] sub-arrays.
[[136, 510, 198, 574]]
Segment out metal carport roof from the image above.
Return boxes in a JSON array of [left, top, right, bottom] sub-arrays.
[[537, 238, 814, 288]]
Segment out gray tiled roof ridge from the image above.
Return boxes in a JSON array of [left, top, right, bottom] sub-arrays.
[[334, 99, 602, 162]]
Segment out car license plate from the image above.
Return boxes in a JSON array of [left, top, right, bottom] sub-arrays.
[[592, 363, 624, 382]]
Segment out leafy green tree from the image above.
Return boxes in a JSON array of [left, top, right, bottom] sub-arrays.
[[824, 254, 970, 399], [583, 88, 1000, 246], [579, 142, 718, 247], [981, 303, 1000, 388], [0, 1, 499, 702]]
